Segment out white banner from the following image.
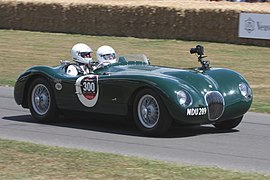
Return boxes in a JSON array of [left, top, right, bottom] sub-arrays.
[[239, 13, 270, 40]]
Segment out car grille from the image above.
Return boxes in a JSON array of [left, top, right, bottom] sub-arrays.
[[205, 91, 224, 121]]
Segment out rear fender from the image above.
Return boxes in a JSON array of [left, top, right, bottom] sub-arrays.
[[14, 66, 59, 108]]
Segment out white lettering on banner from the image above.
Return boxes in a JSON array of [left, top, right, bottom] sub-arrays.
[[239, 13, 270, 40]]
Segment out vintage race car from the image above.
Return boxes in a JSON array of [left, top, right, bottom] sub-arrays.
[[14, 45, 253, 136]]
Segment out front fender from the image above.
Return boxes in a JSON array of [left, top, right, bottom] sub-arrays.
[[115, 74, 205, 122]]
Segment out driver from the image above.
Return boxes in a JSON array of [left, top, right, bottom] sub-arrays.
[[66, 43, 94, 76], [96, 45, 117, 66]]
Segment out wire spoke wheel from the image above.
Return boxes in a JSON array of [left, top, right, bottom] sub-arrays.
[[31, 84, 51, 115], [133, 88, 172, 136], [28, 78, 58, 122], [138, 95, 160, 128]]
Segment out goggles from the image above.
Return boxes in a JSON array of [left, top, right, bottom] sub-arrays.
[[102, 53, 116, 60], [80, 52, 92, 58]]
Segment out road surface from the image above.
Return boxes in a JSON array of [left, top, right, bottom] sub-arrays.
[[0, 86, 270, 174]]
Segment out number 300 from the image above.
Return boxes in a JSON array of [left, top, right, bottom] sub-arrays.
[[83, 81, 95, 92]]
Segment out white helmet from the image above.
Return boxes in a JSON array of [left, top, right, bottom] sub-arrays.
[[96, 45, 117, 64], [71, 43, 93, 64]]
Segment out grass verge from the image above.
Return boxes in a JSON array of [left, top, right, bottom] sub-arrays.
[[0, 29, 269, 113], [0, 139, 269, 179]]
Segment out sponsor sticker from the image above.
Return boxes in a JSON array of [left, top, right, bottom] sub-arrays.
[[81, 76, 97, 100], [186, 107, 207, 116], [55, 83, 62, 91], [54, 79, 62, 91], [75, 75, 99, 107]]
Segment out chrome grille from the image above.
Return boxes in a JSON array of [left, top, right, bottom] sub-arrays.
[[205, 91, 224, 121]]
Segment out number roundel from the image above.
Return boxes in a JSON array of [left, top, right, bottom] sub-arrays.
[[75, 75, 99, 107]]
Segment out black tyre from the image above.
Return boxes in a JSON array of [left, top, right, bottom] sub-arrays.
[[133, 88, 172, 136], [28, 77, 58, 122], [213, 116, 243, 130]]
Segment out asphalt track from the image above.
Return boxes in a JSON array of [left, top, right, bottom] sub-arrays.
[[1, 86, 270, 175]]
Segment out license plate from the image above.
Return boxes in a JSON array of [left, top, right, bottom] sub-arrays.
[[186, 107, 207, 116]]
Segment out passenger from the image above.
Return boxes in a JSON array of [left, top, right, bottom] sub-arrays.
[[96, 45, 117, 66], [66, 43, 94, 76]]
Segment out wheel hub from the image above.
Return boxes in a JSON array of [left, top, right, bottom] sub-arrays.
[[35, 96, 40, 106], [142, 106, 155, 119], [142, 107, 148, 118]]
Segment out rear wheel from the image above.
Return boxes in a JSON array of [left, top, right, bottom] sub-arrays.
[[133, 89, 172, 136], [213, 116, 243, 130], [28, 77, 58, 122]]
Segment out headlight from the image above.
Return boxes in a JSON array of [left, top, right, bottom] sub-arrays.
[[175, 90, 192, 106], [239, 82, 252, 98]]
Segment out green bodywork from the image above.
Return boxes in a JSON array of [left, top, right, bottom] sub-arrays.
[[14, 59, 252, 125]]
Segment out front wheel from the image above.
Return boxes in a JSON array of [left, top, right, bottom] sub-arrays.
[[28, 77, 58, 122], [213, 116, 243, 130], [133, 88, 172, 136]]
